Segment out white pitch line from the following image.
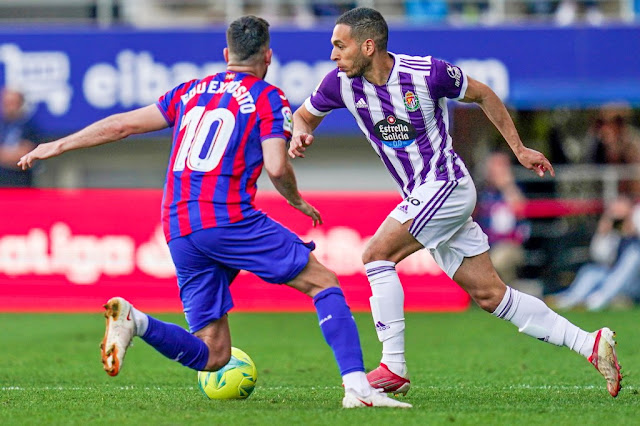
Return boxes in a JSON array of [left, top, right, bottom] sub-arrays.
[[1, 384, 634, 391]]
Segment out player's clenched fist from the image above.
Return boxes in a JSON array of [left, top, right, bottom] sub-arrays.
[[288, 133, 315, 158]]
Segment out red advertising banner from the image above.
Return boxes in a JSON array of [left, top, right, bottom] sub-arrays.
[[0, 189, 469, 313]]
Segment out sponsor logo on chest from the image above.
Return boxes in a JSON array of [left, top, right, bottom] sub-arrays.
[[373, 115, 417, 149]]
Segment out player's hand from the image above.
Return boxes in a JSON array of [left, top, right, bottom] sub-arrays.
[[515, 147, 555, 178], [17, 142, 61, 170], [289, 199, 323, 227], [288, 133, 314, 159]]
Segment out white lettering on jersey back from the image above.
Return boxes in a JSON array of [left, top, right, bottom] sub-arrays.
[[180, 79, 256, 113]]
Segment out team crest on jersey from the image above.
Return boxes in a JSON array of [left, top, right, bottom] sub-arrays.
[[373, 115, 417, 149], [403, 91, 420, 112], [225, 72, 236, 80]]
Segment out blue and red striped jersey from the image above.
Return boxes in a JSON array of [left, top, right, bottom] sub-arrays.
[[156, 71, 293, 241]]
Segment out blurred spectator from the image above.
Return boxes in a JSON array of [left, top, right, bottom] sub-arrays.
[[550, 195, 640, 310], [524, 1, 604, 25], [259, 1, 356, 27], [582, 0, 605, 25], [405, 0, 449, 24], [585, 105, 640, 197], [554, 1, 604, 26], [525, 0, 556, 18], [0, 88, 39, 187], [450, 1, 490, 24], [474, 152, 529, 284], [311, 1, 357, 17]]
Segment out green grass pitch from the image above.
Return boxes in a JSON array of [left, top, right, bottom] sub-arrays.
[[1, 308, 637, 425]]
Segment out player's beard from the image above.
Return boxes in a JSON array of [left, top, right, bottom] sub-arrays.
[[346, 54, 371, 78]]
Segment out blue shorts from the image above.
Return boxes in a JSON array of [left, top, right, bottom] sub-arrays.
[[168, 212, 315, 333]]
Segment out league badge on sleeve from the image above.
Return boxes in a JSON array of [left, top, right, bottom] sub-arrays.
[[446, 64, 462, 87], [282, 106, 293, 133]]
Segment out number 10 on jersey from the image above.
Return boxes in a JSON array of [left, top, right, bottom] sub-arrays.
[[173, 106, 236, 173]]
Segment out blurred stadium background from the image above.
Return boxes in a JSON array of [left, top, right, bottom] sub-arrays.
[[0, 0, 639, 313]]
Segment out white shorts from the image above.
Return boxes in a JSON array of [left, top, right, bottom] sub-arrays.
[[389, 176, 490, 278]]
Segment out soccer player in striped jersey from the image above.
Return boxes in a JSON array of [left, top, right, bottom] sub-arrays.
[[289, 7, 622, 398], [18, 15, 410, 408]]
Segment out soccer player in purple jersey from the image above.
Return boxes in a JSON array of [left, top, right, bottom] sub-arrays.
[[289, 7, 622, 398], [17, 15, 410, 408]]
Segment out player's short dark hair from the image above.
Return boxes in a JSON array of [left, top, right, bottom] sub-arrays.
[[226, 15, 270, 62], [336, 7, 388, 51]]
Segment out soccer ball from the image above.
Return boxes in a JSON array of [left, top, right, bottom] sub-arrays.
[[197, 347, 257, 400]]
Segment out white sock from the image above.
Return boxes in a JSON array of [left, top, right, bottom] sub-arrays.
[[342, 371, 371, 397], [493, 286, 595, 358], [365, 260, 407, 377], [131, 306, 149, 336]]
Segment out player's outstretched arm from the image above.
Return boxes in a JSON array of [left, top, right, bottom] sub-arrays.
[[289, 104, 325, 159], [461, 77, 555, 178], [264, 137, 322, 227], [18, 105, 169, 170]]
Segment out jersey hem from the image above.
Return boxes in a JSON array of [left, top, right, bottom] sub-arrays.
[[164, 209, 262, 242], [155, 102, 173, 126], [261, 133, 290, 143], [453, 73, 469, 101], [304, 98, 331, 117]]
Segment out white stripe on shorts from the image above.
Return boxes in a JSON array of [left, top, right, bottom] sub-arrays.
[[409, 180, 458, 236]]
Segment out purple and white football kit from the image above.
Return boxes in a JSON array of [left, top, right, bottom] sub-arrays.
[[305, 53, 489, 276], [303, 50, 619, 399]]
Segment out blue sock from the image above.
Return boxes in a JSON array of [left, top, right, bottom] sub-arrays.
[[141, 316, 209, 371], [313, 287, 365, 376]]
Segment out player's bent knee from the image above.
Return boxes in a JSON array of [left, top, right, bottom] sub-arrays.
[[307, 268, 340, 295], [475, 298, 499, 313], [287, 255, 341, 297], [362, 243, 386, 264], [307, 254, 339, 281], [470, 288, 504, 312]]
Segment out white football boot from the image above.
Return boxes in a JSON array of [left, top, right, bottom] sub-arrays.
[[588, 327, 622, 397], [343, 387, 412, 408], [100, 297, 136, 376]]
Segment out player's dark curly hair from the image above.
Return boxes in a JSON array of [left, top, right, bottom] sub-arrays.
[[336, 7, 388, 51], [226, 15, 270, 62]]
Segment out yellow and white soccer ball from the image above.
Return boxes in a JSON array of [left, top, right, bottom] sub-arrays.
[[197, 347, 258, 400]]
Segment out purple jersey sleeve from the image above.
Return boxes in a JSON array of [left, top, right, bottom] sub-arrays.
[[156, 80, 196, 126], [428, 58, 468, 100], [304, 68, 345, 116]]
